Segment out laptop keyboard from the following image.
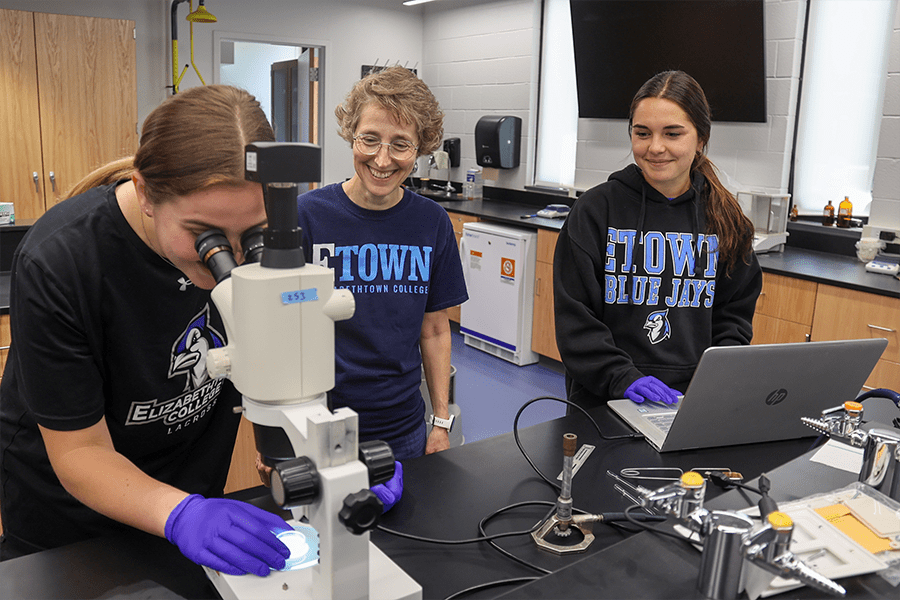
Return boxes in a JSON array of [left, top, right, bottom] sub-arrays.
[[645, 412, 676, 433]]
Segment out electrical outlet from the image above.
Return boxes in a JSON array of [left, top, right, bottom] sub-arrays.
[[862, 225, 900, 241]]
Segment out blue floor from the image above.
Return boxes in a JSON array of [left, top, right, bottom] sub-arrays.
[[449, 328, 568, 444]]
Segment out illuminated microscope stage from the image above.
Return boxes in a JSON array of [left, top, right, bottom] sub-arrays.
[[203, 522, 421, 600]]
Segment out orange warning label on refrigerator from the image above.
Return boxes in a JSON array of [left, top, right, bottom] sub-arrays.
[[470, 250, 483, 257], [500, 257, 516, 280]]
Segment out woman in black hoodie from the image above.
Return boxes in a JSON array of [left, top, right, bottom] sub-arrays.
[[554, 71, 761, 410]]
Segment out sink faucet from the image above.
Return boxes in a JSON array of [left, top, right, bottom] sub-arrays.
[[425, 154, 454, 194]]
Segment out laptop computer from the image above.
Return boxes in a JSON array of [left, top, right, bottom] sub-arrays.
[[608, 338, 888, 453]]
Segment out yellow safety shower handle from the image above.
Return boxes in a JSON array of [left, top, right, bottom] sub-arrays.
[[170, 0, 217, 93]]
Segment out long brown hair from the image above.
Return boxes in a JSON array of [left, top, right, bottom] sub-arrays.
[[64, 85, 275, 202], [629, 71, 754, 270]]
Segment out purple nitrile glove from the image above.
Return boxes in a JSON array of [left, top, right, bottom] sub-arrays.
[[164, 495, 291, 577], [371, 461, 403, 513], [625, 376, 681, 405]]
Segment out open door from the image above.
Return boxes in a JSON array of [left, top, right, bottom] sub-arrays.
[[271, 48, 319, 191]]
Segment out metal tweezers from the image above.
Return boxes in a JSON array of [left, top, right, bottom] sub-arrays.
[[608, 467, 743, 513]]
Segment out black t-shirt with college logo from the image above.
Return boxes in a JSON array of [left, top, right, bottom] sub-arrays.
[[0, 183, 242, 553]]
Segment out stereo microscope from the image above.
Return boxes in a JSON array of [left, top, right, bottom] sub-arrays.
[[195, 142, 421, 600]]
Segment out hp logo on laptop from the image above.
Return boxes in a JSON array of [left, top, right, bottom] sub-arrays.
[[765, 389, 789, 405]]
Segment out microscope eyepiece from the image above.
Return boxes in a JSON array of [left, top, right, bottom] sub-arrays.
[[240, 226, 265, 264], [195, 228, 238, 283]]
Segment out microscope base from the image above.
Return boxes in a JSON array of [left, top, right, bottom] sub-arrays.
[[203, 542, 421, 600]]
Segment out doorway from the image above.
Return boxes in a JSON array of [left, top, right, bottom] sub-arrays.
[[214, 33, 324, 185], [270, 48, 320, 145]]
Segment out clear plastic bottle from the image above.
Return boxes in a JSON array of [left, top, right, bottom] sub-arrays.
[[837, 196, 852, 228], [822, 200, 835, 226], [465, 168, 483, 200]]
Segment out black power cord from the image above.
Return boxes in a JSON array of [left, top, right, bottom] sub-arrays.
[[475, 501, 666, 576], [707, 470, 777, 519], [374, 395, 650, 600], [443, 577, 540, 600], [478, 501, 556, 575], [513, 396, 642, 492], [376, 516, 547, 546], [623, 504, 699, 544]]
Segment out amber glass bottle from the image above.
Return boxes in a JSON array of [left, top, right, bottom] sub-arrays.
[[837, 196, 852, 228], [822, 200, 835, 226]]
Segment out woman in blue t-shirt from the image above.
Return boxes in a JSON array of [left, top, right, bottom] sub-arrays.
[[294, 67, 468, 464]]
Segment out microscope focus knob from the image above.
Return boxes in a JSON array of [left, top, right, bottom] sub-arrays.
[[358, 440, 395, 486], [323, 288, 356, 322], [206, 348, 231, 379], [338, 490, 383, 535], [271, 457, 320, 508]]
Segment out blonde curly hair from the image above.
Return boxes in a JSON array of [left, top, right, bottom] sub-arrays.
[[335, 66, 444, 156]]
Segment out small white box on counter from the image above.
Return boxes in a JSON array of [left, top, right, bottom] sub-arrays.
[[0, 202, 14, 225]]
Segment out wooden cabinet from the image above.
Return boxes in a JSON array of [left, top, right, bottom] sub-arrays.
[[1, 314, 9, 382], [811, 284, 900, 391], [446, 210, 479, 323], [1, 313, 7, 534], [0, 9, 137, 220], [752, 273, 817, 345], [0, 10, 43, 221], [531, 229, 561, 361], [752, 273, 899, 391], [224, 417, 260, 494]]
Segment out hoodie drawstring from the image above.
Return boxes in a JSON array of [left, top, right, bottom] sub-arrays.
[[629, 184, 648, 305], [691, 181, 703, 275], [629, 177, 703, 305]]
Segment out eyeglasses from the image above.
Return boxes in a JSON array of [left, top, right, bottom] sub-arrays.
[[353, 134, 418, 160]]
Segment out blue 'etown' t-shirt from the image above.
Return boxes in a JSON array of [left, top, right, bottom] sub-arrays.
[[296, 183, 468, 447]]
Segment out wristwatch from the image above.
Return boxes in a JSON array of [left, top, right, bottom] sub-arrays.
[[427, 413, 455, 432]]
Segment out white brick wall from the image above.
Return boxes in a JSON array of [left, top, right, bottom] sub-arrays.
[[573, 0, 806, 195], [422, 0, 897, 230], [422, 0, 538, 190], [871, 3, 900, 230]]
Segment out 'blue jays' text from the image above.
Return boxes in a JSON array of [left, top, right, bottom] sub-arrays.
[[605, 227, 719, 308]]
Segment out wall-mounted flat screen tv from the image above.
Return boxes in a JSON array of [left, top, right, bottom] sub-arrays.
[[570, 0, 767, 123]]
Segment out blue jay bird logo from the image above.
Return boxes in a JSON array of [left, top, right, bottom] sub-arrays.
[[169, 305, 226, 391], [643, 309, 671, 345]]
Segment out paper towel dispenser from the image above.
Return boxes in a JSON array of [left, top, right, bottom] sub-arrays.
[[475, 116, 521, 169]]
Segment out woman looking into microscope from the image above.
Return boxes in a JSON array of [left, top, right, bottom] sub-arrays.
[[554, 70, 762, 410], [0, 85, 293, 575]]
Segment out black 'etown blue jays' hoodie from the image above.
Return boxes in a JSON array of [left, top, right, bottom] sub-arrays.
[[553, 164, 762, 409]]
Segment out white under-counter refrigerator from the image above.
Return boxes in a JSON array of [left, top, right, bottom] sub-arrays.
[[459, 222, 539, 366]]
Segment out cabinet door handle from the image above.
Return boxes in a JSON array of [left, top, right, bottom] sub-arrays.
[[535, 277, 541, 296], [862, 385, 875, 391], [49, 171, 57, 192], [33, 172, 40, 193], [867, 324, 896, 333]]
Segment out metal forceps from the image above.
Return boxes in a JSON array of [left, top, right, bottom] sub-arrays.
[[619, 466, 742, 484], [608, 467, 743, 512], [606, 470, 661, 514]]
